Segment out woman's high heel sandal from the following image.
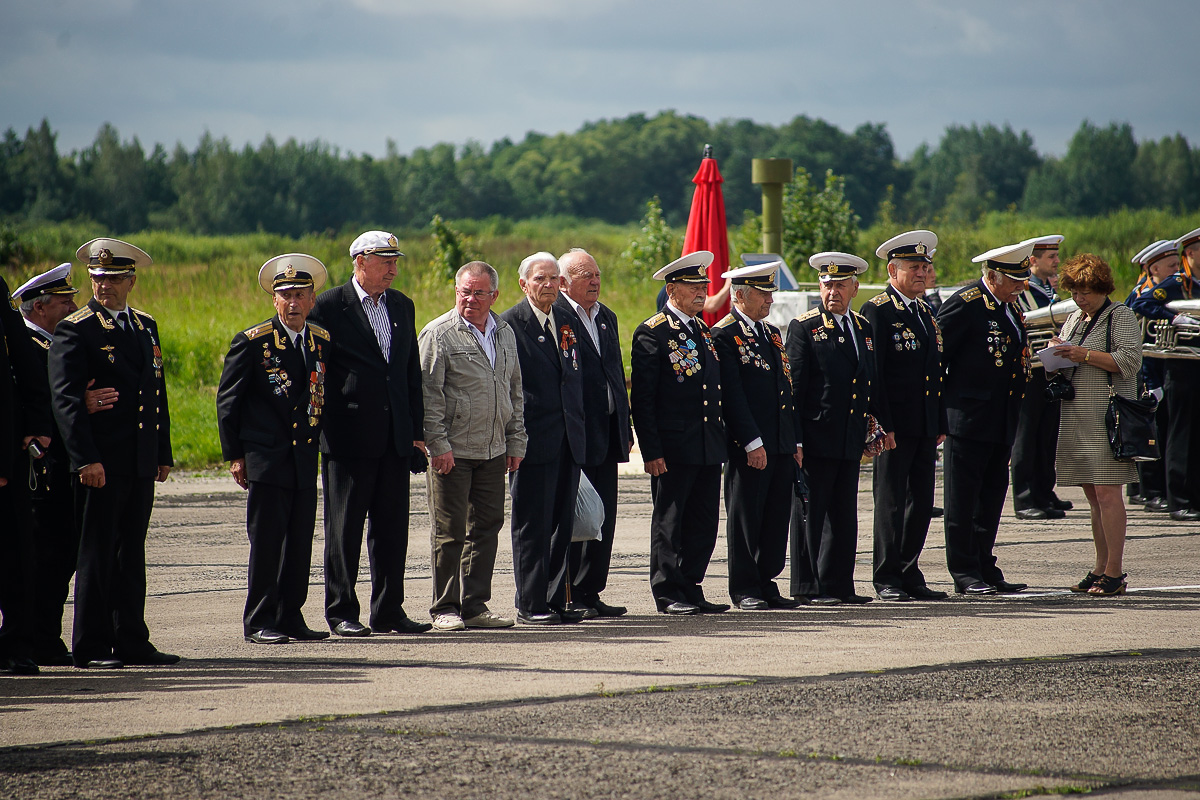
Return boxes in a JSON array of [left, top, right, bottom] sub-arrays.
[[1087, 573, 1128, 596], [1069, 572, 1101, 592]]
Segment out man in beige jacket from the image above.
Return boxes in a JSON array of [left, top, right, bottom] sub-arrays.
[[419, 261, 526, 631]]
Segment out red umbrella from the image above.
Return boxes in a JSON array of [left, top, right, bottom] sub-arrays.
[[682, 144, 731, 327]]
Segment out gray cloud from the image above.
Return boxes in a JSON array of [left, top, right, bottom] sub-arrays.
[[1, 0, 1195, 159]]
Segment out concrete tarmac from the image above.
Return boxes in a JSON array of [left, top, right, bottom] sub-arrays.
[[2, 467, 1199, 799]]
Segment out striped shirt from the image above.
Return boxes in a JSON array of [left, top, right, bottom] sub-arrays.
[[352, 276, 391, 356]]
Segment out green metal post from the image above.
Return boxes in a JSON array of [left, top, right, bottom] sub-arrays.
[[751, 158, 793, 256]]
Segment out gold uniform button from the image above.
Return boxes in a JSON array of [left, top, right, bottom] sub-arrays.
[[292, 423, 298, 428], [138, 405, 143, 411], [703, 416, 708, 422], [138, 423, 143, 429], [852, 393, 857, 399], [307, 438, 313, 444], [926, 390, 930, 396], [292, 440, 297, 446], [703, 400, 708, 406]]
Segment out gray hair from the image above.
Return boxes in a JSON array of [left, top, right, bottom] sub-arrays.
[[19, 297, 39, 315], [456, 261, 499, 292], [731, 284, 755, 303], [518, 251, 558, 280]]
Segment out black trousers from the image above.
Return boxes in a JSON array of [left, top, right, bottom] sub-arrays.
[[570, 416, 620, 605], [72, 475, 155, 664], [649, 462, 721, 609], [1138, 397, 1170, 500], [245, 480, 317, 635], [872, 434, 937, 592], [725, 451, 793, 602], [0, 472, 36, 660], [323, 447, 411, 628], [509, 439, 580, 614], [1164, 361, 1200, 511], [31, 468, 79, 658], [1010, 370, 1061, 511], [791, 455, 860, 598], [943, 436, 1012, 590]]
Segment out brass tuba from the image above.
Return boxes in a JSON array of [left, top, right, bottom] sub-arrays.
[[1022, 299, 1079, 368], [1142, 299, 1200, 361]]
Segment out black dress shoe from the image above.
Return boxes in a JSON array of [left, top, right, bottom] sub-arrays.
[[809, 595, 842, 606], [76, 658, 125, 669], [1128, 493, 1146, 504], [931, 506, 944, 518], [1051, 496, 1074, 511], [516, 610, 561, 625], [244, 629, 290, 644], [552, 606, 587, 623], [590, 599, 627, 617], [695, 599, 730, 613], [1014, 507, 1049, 520], [876, 587, 912, 602], [994, 580, 1028, 593], [2, 656, 40, 675], [765, 594, 803, 609], [371, 618, 433, 634], [564, 602, 600, 620], [957, 582, 997, 595], [1042, 507, 1066, 519], [332, 621, 371, 637], [839, 594, 874, 604], [119, 650, 181, 666], [281, 625, 331, 640], [1170, 508, 1200, 521], [1145, 496, 1169, 512], [662, 601, 700, 615], [906, 585, 949, 600], [736, 597, 768, 610]]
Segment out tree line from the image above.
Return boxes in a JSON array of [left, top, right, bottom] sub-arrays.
[[2, 113, 1197, 239]]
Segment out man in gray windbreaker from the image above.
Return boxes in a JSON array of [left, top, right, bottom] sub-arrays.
[[419, 261, 526, 632]]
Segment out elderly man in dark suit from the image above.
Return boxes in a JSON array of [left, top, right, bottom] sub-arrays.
[[309, 231, 430, 636], [788, 252, 887, 605], [711, 262, 802, 611], [49, 238, 175, 669], [631, 251, 728, 616], [501, 252, 587, 624], [217, 255, 331, 644], [937, 240, 1034, 595], [0, 271, 54, 676], [861, 231, 948, 602], [554, 248, 632, 619]]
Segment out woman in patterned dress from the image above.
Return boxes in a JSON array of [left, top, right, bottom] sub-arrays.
[[1047, 254, 1143, 596]]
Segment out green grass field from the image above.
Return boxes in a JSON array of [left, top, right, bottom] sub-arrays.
[[7, 208, 1198, 468]]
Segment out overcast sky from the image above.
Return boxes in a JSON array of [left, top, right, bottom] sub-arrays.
[[2, 0, 1195, 162]]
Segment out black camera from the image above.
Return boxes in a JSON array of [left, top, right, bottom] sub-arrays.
[[1044, 374, 1075, 402]]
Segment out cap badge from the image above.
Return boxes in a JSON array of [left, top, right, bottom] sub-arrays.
[[387, 235, 399, 248], [915, 243, 927, 255], [98, 249, 113, 266], [283, 264, 297, 279]]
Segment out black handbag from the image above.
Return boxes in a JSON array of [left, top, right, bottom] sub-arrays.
[[1100, 309, 1160, 462]]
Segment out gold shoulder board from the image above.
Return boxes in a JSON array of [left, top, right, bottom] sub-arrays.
[[961, 287, 982, 302], [868, 293, 890, 306], [797, 308, 821, 322], [131, 307, 154, 321], [645, 312, 667, 329], [712, 314, 736, 329], [64, 307, 93, 324], [308, 323, 331, 341], [243, 321, 274, 340]]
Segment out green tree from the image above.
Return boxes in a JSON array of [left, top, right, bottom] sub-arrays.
[[1133, 134, 1198, 211], [430, 214, 480, 281], [731, 168, 859, 269], [620, 196, 681, 280]]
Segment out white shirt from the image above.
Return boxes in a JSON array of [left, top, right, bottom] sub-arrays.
[[982, 281, 1023, 337], [565, 294, 614, 414], [527, 297, 556, 335], [832, 312, 859, 357], [665, 300, 698, 329], [352, 275, 392, 355], [23, 317, 52, 340], [459, 311, 498, 367]]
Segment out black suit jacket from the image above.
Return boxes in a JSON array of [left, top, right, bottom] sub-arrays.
[[936, 279, 1028, 446], [500, 299, 586, 466], [711, 311, 796, 455], [553, 295, 631, 466], [49, 298, 172, 478], [860, 285, 946, 439], [216, 317, 329, 489], [308, 280, 423, 459], [630, 307, 725, 466], [1, 277, 52, 481], [787, 305, 879, 461]]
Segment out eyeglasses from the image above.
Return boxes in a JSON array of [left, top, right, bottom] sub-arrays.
[[92, 275, 132, 285], [456, 288, 494, 300]]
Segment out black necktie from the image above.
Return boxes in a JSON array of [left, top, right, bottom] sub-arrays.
[[755, 321, 767, 341], [841, 317, 857, 360], [909, 302, 927, 336], [543, 319, 561, 366]]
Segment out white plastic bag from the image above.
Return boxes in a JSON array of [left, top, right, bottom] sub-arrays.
[[572, 472, 604, 542]]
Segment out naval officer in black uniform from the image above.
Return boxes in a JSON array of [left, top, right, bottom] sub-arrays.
[[711, 261, 801, 610], [1012, 234, 1070, 520], [937, 240, 1034, 595], [788, 252, 885, 605], [631, 251, 728, 615], [861, 231, 948, 602], [49, 238, 176, 668], [217, 254, 331, 644]]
